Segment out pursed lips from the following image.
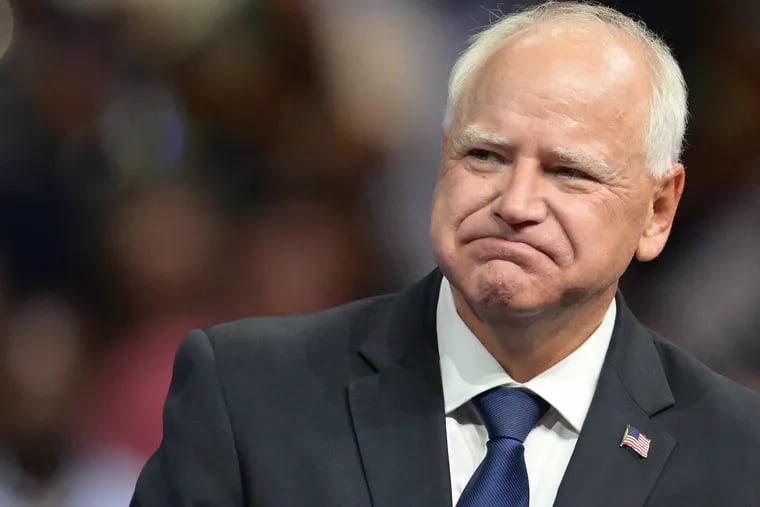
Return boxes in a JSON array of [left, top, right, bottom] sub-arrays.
[[463, 235, 555, 264]]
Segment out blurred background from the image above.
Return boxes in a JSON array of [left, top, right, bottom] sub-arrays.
[[0, 0, 758, 504]]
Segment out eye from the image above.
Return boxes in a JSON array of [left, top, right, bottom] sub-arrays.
[[551, 166, 593, 180], [467, 149, 501, 163]]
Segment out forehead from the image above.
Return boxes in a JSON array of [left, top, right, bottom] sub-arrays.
[[457, 22, 651, 158]]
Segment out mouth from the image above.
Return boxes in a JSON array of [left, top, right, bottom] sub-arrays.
[[465, 236, 553, 265]]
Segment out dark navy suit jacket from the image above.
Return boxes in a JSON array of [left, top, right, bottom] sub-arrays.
[[131, 270, 760, 506]]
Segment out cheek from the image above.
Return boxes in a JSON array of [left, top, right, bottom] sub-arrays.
[[433, 169, 496, 226], [429, 180, 455, 249], [555, 193, 645, 267], [431, 169, 495, 257]]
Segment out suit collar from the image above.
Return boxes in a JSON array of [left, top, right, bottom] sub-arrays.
[[605, 293, 675, 416], [355, 269, 443, 372]]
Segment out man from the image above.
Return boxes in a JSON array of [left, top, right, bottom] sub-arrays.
[[131, 2, 760, 506]]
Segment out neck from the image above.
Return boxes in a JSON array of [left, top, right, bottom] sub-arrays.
[[451, 286, 616, 383]]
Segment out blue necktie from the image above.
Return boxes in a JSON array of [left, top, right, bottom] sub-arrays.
[[456, 387, 548, 507]]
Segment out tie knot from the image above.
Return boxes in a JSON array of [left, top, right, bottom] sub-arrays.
[[473, 387, 548, 442]]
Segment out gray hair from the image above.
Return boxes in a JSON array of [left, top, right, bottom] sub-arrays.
[[442, 1, 688, 178]]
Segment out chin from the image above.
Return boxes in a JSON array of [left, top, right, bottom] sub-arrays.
[[461, 261, 554, 317], [475, 286, 547, 318]]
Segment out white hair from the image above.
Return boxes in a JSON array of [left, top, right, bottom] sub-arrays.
[[442, 1, 688, 179]]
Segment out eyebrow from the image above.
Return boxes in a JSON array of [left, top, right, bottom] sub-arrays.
[[550, 147, 616, 180], [453, 125, 513, 153], [454, 124, 616, 180]]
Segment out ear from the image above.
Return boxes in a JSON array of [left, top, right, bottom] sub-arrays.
[[635, 163, 685, 262]]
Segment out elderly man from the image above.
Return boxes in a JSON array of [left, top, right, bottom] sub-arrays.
[[132, 2, 760, 506]]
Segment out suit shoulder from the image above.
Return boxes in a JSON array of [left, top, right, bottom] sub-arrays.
[[202, 292, 395, 359], [652, 336, 760, 418]]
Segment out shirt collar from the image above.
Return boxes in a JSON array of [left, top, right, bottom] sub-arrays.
[[437, 276, 616, 433]]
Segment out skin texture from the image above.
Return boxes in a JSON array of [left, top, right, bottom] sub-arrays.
[[429, 22, 685, 382]]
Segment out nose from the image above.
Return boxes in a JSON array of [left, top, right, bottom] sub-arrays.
[[491, 159, 548, 227]]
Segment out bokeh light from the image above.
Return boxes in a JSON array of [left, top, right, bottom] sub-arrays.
[[0, 0, 13, 61]]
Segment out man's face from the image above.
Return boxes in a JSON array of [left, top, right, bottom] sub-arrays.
[[430, 26, 683, 319]]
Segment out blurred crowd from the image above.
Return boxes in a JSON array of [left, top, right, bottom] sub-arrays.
[[0, 0, 758, 505]]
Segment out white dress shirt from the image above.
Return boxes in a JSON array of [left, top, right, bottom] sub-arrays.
[[437, 277, 616, 507]]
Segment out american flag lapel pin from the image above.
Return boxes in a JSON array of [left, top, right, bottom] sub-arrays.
[[620, 424, 651, 459]]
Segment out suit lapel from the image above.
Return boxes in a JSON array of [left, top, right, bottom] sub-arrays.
[[349, 351, 452, 507], [554, 295, 676, 507], [348, 271, 452, 507]]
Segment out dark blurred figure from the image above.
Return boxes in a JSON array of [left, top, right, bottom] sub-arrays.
[[0, 295, 140, 506], [76, 183, 223, 461], [225, 192, 379, 317]]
